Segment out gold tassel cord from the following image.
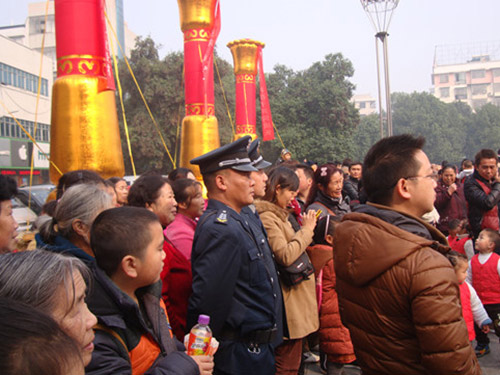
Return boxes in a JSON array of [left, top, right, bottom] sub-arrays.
[[108, 28, 137, 177], [214, 58, 235, 137], [273, 121, 286, 149], [104, 11, 176, 168], [0, 99, 62, 176], [25, 0, 51, 217]]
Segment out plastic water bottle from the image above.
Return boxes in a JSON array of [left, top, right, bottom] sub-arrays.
[[187, 314, 212, 355]]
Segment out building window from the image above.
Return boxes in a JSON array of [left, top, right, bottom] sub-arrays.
[[439, 74, 449, 84], [455, 87, 467, 100], [0, 63, 48, 96], [0, 117, 50, 142], [493, 68, 500, 78], [370, 101, 376, 108], [471, 84, 488, 96], [472, 99, 487, 109], [440, 87, 450, 98], [471, 70, 486, 79], [455, 72, 466, 84], [359, 102, 366, 109]]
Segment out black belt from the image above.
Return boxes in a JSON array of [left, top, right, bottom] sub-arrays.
[[219, 327, 277, 344]]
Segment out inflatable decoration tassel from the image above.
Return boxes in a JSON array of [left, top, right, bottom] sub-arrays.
[[177, 0, 221, 179], [227, 39, 264, 141], [50, 0, 124, 183]]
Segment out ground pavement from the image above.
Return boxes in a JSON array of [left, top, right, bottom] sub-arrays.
[[305, 332, 499, 375]]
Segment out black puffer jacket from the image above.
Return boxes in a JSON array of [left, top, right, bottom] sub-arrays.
[[85, 267, 199, 375], [463, 169, 500, 239], [307, 191, 351, 219], [342, 176, 361, 202]]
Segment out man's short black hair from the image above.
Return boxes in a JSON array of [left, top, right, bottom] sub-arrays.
[[288, 163, 314, 180], [91, 207, 160, 276], [349, 162, 362, 170], [362, 134, 425, 206], [474, 149, 498, 167], [0, 176, 17, 203]]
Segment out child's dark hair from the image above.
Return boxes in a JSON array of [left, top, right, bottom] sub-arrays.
[[481, 228, 500, 252], [445, 250, 468, 269], [313, 215, 340, 245], [91, 206, 160, 276], [448, 219, 462, 231], [172, 178, 201, 206]]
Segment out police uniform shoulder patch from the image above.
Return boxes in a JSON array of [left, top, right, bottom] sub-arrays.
[[216, 210, 228, 224]]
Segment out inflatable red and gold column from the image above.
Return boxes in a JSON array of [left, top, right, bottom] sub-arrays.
[[50, 0, 124, 182], [177, 0, 220, 177], [227, 39, 264, 141]]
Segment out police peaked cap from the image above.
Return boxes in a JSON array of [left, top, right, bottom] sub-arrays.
[[248, 139, 272, 170], [190, 135, 258, 175]]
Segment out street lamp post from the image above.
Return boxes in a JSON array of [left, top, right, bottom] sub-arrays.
[[360, 0, 399, 137]]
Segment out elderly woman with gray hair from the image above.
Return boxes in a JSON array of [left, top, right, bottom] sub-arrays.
[[0, 250, 97, 367], [36, 183, 113, 265]]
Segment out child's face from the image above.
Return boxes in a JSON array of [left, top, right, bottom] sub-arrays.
[[455, 260, 468, 284], [475, 231, 494, 253], [137, 222, 166, 287]]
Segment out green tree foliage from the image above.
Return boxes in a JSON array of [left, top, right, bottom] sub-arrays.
[[351, 114, 381, 161], [465, 103, 500, 157], [391, 92, 467, 164], [116, 37, 236, 174], [261, 54, 360, 164], [116, 37, 183, 174]]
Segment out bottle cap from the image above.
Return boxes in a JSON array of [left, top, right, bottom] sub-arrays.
[[198, 314, 210, 325]]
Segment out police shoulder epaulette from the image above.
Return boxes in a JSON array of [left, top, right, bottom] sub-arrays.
[[215, 209, 229, 224]]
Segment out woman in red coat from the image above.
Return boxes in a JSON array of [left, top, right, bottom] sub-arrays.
[[308, 215, 356, 375]]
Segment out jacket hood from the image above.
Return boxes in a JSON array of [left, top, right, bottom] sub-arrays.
[[254, 199, 289, 222], [335, 203, 449, 286], [35, 233, 95, 265]]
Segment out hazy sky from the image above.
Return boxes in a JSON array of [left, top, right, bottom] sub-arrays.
[[3, 0, 500, 97]]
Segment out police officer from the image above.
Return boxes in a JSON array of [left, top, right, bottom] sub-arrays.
[[187, 136, 283, 375], [243, 139, 285, 347]]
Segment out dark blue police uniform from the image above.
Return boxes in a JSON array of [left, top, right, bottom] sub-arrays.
[[187, 135, 282, 375], [188, 200, 281, 374]]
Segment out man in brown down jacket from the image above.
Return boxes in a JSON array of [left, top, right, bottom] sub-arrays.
[[334, 134, 481, 375]]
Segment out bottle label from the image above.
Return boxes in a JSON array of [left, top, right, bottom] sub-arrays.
[[187, 333, 211, 355]]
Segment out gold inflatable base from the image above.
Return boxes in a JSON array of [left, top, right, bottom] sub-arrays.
[[49, 76, 125, 183], [179, 115, 220, 181], [233, 133, 257, 141]]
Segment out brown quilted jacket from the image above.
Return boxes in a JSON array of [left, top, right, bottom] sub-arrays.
[[334, 203, 481, 375]]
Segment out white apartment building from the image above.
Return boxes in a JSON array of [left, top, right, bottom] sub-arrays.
[[352, 94, 377, 116], [432, 42, 500, 110], [0, 34, 52, 185]]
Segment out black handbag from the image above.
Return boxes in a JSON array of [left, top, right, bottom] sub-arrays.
[[277, 252, 315, 286]]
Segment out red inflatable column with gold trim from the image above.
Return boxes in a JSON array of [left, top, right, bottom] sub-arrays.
[[50, 0, 124, 182], [177, 0, 220, 177], [227, 39, 264, 141]]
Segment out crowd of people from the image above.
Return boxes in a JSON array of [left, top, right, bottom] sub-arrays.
[[0, 134, 500, 375]]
